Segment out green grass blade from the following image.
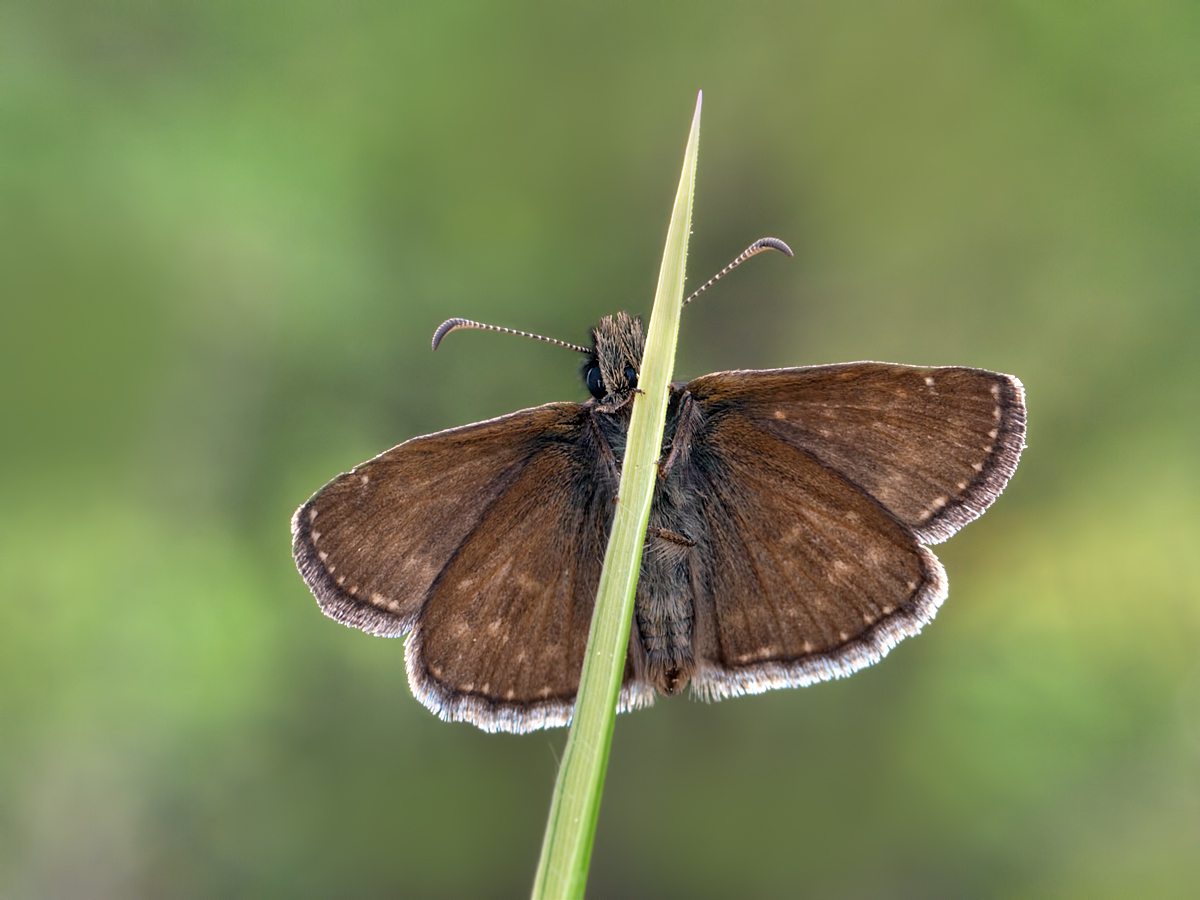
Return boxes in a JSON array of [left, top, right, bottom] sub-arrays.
[[530, 92, 702, 900]]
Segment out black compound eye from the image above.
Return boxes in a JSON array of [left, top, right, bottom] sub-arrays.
[[586, 365, 606, 399], [624, 364, 638, 388]]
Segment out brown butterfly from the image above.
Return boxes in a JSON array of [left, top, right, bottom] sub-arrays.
[[292, 238, 1026, 733]]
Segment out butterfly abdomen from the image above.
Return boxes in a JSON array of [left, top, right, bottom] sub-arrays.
[[633, 459, 708, 696]]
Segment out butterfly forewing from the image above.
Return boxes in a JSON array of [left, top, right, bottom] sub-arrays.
[[687, 364, 1026, 543], [291, 403, 588, 638], [688, 416, 946, 700]]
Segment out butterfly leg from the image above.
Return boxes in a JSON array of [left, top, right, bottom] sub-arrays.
[[596, 388, 643, 415], [646, 526, 695, 547], [658, 391, 704, 480], [585, 408, 623, 485]]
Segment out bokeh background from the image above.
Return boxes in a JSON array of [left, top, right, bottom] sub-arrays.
[[3, 3, 1198, 898]]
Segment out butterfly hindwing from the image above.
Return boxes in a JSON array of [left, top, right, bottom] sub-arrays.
[[683, 411, 946, 700], [410, 413, 624, 731]]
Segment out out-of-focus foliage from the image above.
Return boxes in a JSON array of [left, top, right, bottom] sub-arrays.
[[1, 3, 1197, 897]]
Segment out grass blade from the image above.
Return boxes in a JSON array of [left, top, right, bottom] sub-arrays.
[[531, 91, 702, 899]]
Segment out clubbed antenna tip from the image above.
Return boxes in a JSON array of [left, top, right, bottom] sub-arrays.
[[682, 237, 794, 308]]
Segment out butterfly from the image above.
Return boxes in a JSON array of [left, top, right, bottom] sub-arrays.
[[291, 238, 1026, 733]]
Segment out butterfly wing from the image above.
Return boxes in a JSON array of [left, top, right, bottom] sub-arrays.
[[684, 415, 946, 699], [680, 362, 1024, 699], [409, 412, 631, 732], [687, 363, 1026, 543], [292, 402, 623, 731]]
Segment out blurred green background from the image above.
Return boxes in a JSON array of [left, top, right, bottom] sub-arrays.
[[2, 3, 1198, 898]]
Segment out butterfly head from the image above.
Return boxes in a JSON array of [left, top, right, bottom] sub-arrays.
[[583, 311, 645, 404]]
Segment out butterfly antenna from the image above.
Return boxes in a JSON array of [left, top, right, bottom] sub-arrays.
[[431, 318, 591, 354], [681, 237, 794, 308]]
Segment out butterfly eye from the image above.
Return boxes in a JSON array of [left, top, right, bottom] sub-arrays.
[[624, 364, 638, 388], [586, 365, 606, 399]]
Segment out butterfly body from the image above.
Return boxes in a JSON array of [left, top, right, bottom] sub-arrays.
[[293, 311, 1025, 733]]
